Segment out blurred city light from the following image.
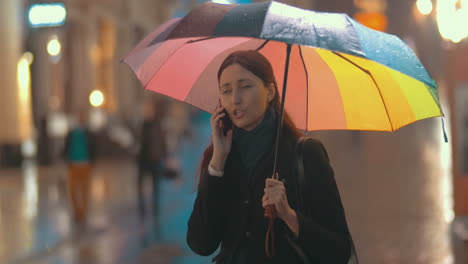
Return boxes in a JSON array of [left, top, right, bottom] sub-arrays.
[[22, 161, 38, 220], [17, 53, 34, 140], [354, 12, 388, 32], [47, 36, 61, 56], [437, 0, 468, 43], [28, 3, 66, 27], [354, 0, 388, 32], [108, 124, 134, 148], [48, 112, 69, 137], [91, 177, 106, 203], [354, 0, 387, 13], [24, 52, 34, 65], [90, 90, 105, 107], [21, 139, 37, 158], [417, 0, 433, 15], [17, 57, 31, 94], [18, 54, 32, 126], [89, 108, 107, 131], [211, 0, 233, 4]]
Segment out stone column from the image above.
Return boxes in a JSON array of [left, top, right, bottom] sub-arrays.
[[0, 0, 24, 143], [65, 18, 97, 116], [29, 31, 52, 124], [0, 0, 33, 166], [98, 18, 118, 113], [29, 27, 66, 165], [115, 22, 139, 121]]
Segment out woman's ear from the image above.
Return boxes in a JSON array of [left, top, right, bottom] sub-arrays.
[[267, 83, 275, 103]]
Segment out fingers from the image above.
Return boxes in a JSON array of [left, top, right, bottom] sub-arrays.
[[262, 194, 273, 208], [262, 194, 268, 207], [210, 108, 226, 136], [266, 178, 283, 187], [264, 186, 285, 196], [210, 106, 225, 123], [212, 112, 226, 125], [263, 180, 286, 208], [262, 193, 281, 208], [214, 103, 225, 115]]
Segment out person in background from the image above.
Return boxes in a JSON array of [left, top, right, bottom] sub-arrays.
[[136, 100, 168, 220], [63, 110, 96, 227]]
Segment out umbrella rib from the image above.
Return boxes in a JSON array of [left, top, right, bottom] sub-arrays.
[[186, 37, 215, 43], [332, 52, 394, 131], [255, 39, 270, 51], [298, 45, 309, 131]]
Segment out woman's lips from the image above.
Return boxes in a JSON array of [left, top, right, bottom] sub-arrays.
[[232, 110, 245, 120]]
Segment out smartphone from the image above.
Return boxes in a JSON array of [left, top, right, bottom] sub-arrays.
[[221, 109, 233, 136]]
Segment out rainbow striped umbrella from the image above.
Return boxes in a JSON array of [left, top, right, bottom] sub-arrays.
[[123, 0, 443, 132]]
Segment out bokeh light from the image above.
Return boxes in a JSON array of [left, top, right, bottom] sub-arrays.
[[23, 52, 34, 65], [21, 139, 36, 158], [354, 12, 388, 32], [211, 0, 233, 4], [48, 112, 69, 137], [437, 0, 468, 43], [90, 90, 105, 107], [89, 108, 107, 131], [17, 57, 31, 93], [417, 0, 433, 15], [47, 36, 61, 56], [28, 3, 66, 27]]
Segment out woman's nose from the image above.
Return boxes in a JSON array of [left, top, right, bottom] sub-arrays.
[[232, 89, 241, 105]]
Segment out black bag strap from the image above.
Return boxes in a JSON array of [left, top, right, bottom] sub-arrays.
[[285, 137, 312, 264], [294, 137, 359, 264], [294, 137, 309, 213]]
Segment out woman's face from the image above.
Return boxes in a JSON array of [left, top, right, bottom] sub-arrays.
[[219, 63, 275, 131]]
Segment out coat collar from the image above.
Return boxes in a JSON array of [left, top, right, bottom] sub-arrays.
[[226, 127, 299, 191]]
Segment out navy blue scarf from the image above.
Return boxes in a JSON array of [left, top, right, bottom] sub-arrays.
[[233, 107, 276, 184]]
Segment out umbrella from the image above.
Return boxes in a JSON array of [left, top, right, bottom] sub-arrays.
[[124, 1, 442, 129], [123, 0, 444, 259], [124, 1, 445, 157]]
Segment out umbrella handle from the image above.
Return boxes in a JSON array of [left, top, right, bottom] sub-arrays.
[[265, 204, 277, 258]]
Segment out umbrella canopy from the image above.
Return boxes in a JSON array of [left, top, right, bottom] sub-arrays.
[[124, 0, 443, 132]]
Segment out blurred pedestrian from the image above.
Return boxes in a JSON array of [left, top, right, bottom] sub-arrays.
[[63, 110, 96, 226], [187, 50, 357, 263], [137, 100, 168, 220], [164, 101, 193, 152], [37, 117, 52, 165]]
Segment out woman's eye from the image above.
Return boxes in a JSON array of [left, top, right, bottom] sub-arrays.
[[242, 85, 251, 89], [222, 90, 231, 94]]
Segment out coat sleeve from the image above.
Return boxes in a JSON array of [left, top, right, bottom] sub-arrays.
[[186, 171, 228, 256], [293, 139, 352, 263]]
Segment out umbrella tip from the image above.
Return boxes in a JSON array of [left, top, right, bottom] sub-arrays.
[[441, 117, 449, 143]]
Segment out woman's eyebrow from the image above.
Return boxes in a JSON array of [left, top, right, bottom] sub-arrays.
[[237, 78, 251, 83], [221, 78, 251, 88]]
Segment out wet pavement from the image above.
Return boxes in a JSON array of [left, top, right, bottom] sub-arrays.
[[0, 111, 467, 264]]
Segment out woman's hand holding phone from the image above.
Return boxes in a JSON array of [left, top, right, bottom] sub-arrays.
[[210, 104, 233, 171]]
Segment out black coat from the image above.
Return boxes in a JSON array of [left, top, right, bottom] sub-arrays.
[[187, 130, 353, 264]]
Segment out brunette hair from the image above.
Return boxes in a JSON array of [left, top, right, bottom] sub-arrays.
[[196, 50, 302, 187]]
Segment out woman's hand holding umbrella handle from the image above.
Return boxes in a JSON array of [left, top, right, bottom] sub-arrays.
[[263, 177, 299, 235], [210, 105, 233, 171]]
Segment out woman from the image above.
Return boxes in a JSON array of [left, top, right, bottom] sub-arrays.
[[187, 50, 355, 263]]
